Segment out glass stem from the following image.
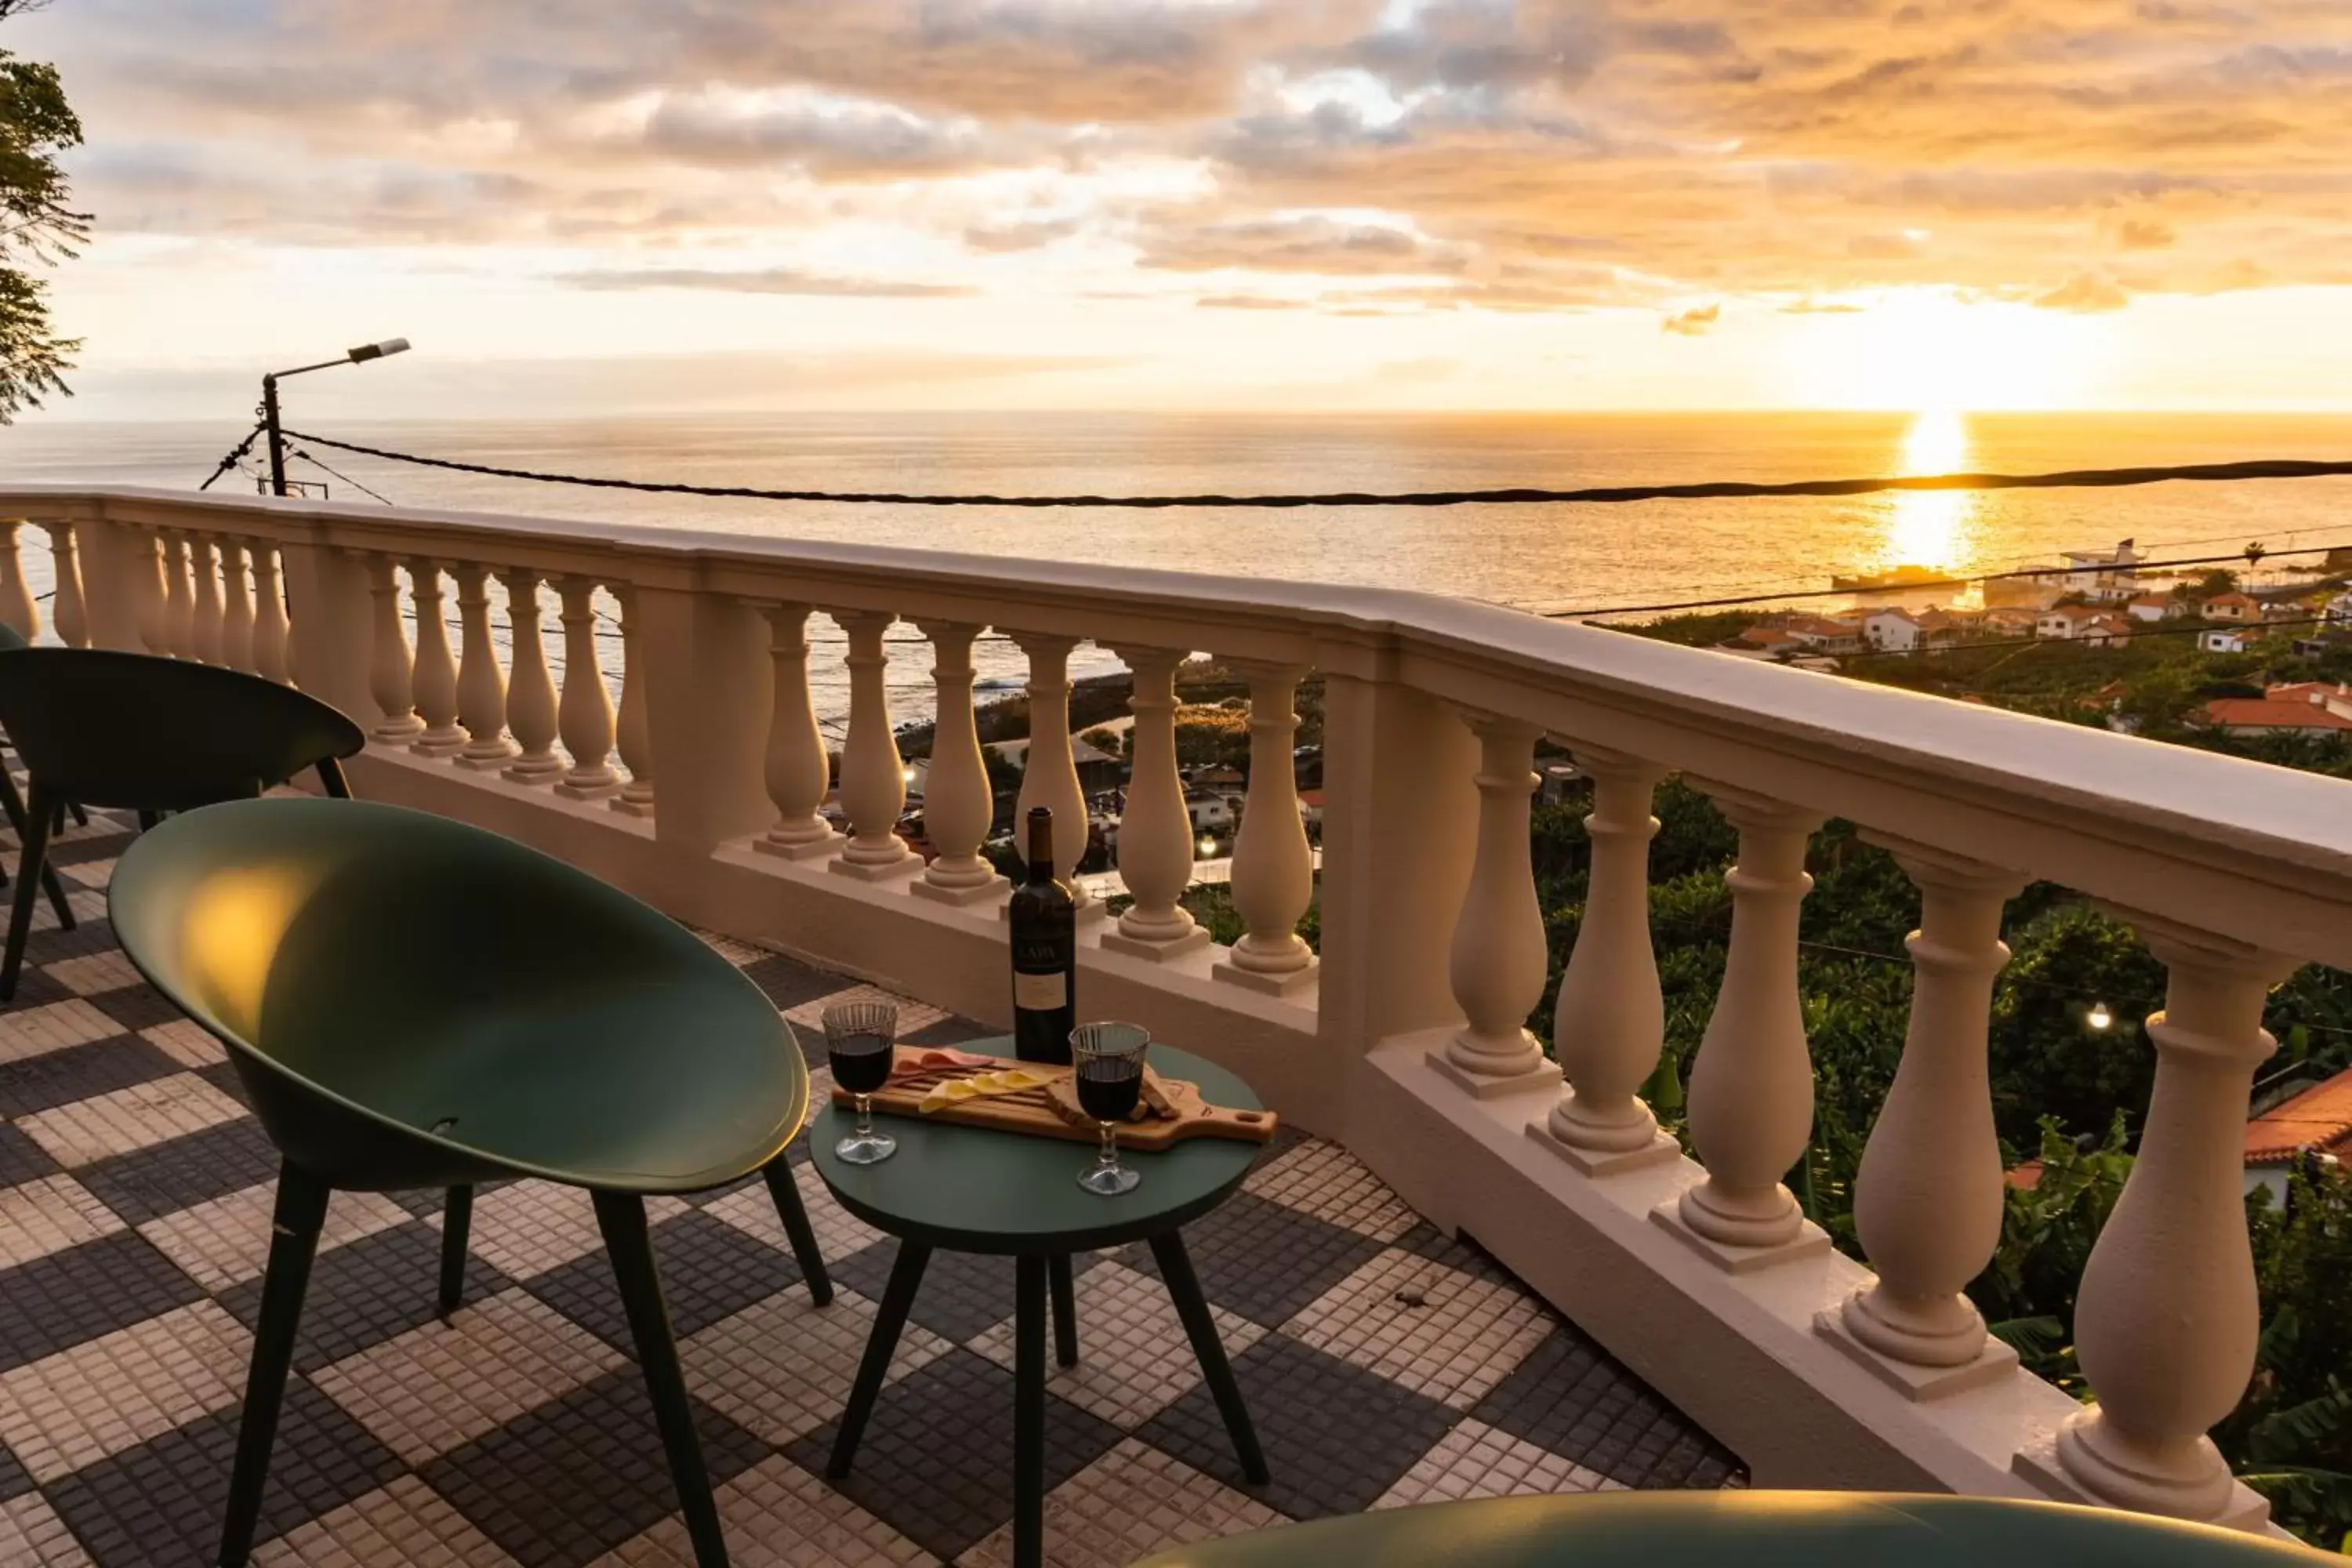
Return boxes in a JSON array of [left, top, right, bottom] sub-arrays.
[[856, 1093, 873, 1139], [1098, 1120, 1120, 1167]]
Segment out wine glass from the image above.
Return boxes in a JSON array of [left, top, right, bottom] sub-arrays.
[[1070, 1022, 1149, 1196], [824, 1000, 899, 1165]]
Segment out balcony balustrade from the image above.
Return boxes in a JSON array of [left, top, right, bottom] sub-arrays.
[[8, 482, 2345, 1540]]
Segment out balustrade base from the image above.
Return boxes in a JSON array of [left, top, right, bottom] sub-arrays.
[[1650, 1198, 1832, 1275], [610, 793, 656, 819], [1813, 1305, 2019, 1402], [554, 776, 622, 802], [501, 757, 566, 786], [756, 831, 840, 862], [2009, 1431, 2274, 1534], [1426, 1049, 1558, 1100], [454, 749, 521, 772], [1099, 924, 1214, 961], [831, 852, 923, 883], [412, 734, 469, 760], [1525, 1118, 1682, 1177], [1211, 954, 1317, 996], [910, 873, 1010, 909]]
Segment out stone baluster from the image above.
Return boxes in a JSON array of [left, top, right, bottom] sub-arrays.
[[363, 553, 424, 742], [554, 579, 620, 798], [756, 603, 840, 858], [0, 521, 36, 642], [609, 587, 655, 816], [1824, 839, 2026, 1393], [910, 620, 1007, 905], [162, 532, 197, 657], [1213, 661, 1317, 993], [2041, 917, 2293, 1529], [189, 538, 226, 664], [1010, 632, 1093, 915], [1659, 784, 1828, 1267], [1102, 644, 1208, 959], [407, 559, 466, 756], [831, 610, 917, 878], [218, 541, 256, 671], [249, 544, 292, 683], [498, 569, 565, 783], [134, 531, 171, 655], [1435, 715, 1554, 1094], [43, 523, 87, 648], [452, 564, 517, 769], [1537, 749, 1678, 1172]]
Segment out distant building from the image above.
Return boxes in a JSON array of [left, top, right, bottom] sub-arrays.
[[1781, 614, 1864, 653], [2082, 615, 2132, 647], [2244, 1065, 2352, 1204], [1983, 606, 2038, 637], [1863, 608, 1921, 652], [2036, 603, 2104, 641], [2326, 591, 2352, 625], [2198, 695, 2352, 737], [1726, 626, 1802, 657], [2199, 629, 2249, 655], [2125, 594, 2176, 623], [1987, 539, 2143, 608], [2201, 592, 2259, 624]]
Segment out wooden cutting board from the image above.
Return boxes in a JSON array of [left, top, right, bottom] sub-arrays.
[[832, 1051, 1278, 1149]]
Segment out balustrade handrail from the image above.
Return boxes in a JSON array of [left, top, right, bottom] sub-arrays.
[[11, 481, 2352, 970]]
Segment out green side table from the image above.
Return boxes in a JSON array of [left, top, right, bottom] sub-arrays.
[[811, 1040, 1269, 1568]]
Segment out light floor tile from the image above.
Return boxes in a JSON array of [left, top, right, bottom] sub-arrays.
[[0, 1493, 96, 1567], [140, 1183, 416, 1293], [593, 1454, 930, 1566], [0, 1300, 252, 1482], [0, 999, 124, 1066], [311, 1288, 626, 1465], [690, 931, 770, 968], [967, 1260, 1268, 1429], [449, 1181, 689, 1283], [252, 1475, 523, 1567], [680, 1288, 953, 1446], [56, 858, 115, 891], [140, 1018, 229, 1068], [16, 1073, 248, 1168], [782, 984, 947, 1038], [24, 888, 108, 935], [705, 1159, 881, 1262], [1243, 1139, 1419, 1242], [1374, 1418, 1609, 1509], [40, 949, 140, 996], [960, 1439, 1285, 1568], [0, 1174, 127, 1269], [1283, 1248, 1554, 1410]]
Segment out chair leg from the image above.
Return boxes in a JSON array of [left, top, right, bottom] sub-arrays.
[[760, 1161, 832, 1307], [219, 1163, 331, 1567], [438, 1186, 472, 1319], [0, 768, 71, 931], [593, 1189, 729, 1568], [828, 1240, 930, 1479], [67, 800, 87, 827], [1151, 1229, 1269, 1485], [137, 809, 161, 831], [1013, 1254, 1047, 1568], [1049, 1253, 1079, 1368], [1, 781, 63, 1001]]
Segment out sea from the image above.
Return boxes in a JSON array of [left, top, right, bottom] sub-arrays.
[[6, 411, 2350, 728]]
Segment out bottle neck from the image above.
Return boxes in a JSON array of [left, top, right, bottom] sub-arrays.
[[1025, 812, 1055, 884]]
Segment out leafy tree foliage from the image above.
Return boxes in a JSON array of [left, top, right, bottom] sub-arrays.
[[0, 0, 84, 421]]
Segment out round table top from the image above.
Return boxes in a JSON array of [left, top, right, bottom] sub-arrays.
[[809, 1040, 1264, 1254], [1128, 1491, 2318, 1567]]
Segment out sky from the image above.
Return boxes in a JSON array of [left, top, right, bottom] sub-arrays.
[[12, 0, 2352, 419]]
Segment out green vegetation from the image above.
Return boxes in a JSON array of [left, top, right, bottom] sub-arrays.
[[0, 0, 84, 420]]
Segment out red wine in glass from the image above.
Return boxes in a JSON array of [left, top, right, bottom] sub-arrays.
[[1076, 1057, 1143, 1123], [1071, 1022, 1148, 1195], [829, 1034, 895, 1097], [822, 1001, 898, 1165]]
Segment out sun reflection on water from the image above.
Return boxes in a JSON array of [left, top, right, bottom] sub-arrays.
[[1886, 409, 1976, 572]]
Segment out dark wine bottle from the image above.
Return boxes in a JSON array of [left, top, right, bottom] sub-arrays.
[[1008, 806, 1078, 1065]]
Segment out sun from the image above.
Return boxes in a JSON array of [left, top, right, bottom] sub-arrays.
[[1791, 289, 2100, 411], [1886, 408, 1976, 570]]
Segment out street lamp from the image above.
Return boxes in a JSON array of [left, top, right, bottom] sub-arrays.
[[260, 338, 410, 497]]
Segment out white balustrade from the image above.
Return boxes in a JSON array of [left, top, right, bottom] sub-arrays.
[[554, 578, 620, 799], [1825, 840, 2026, 1394], [452, 564, 517, 769], [756, 602, 839, 858], [249, 544, 292, 683], [135, 531, 170, 655], [0, 521, 36, 642], [44, 523, 86, 648], [1662, 784, 1828, 1266], [911, 620, 1006, 905], [831, 610, 917, 878], [189, 538, 226, 665], [1214, 660, 1316, 993], [1102, 644, 1208, 958], [1010, 632, 1092, 912], [610, 587, 655, 816], [2044, 917, 2295, 1527], [1538, 749, 1678, 1171], [162, 532, 196, 657], [408, 559, 466, 756], [1435, 714, 1553, 1093], [364, 553, 424, 742], [218, 541, 255, 671], [499, 569, 565, 783]]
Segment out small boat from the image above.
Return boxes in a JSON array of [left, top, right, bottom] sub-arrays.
[[1831, 564, 1952, 592]]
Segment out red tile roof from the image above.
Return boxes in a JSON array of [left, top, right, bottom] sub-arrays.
[[2201, 698, 2352, 731], [2246, 1065, 2352, 1166]]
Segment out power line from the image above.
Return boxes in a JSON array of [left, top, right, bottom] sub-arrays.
[[289, 447, 393, 505], [197, 423, 265, 492], [281, 427, 2352, 512]]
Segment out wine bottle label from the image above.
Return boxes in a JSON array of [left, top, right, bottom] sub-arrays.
[[1014, 970, 1067, 1009]]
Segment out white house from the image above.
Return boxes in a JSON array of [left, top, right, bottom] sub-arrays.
[[2082, 615, 2132, 647], [2036, 603, 2103, 640], [2125, 595, 2175, 623], [1863, 608, 1920, 652], [2199, 628, 2249, 654], [2202, 592, 2259, 624], [2325, 591, 2352, 625]]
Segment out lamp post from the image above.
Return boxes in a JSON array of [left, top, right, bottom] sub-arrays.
[[260, 338, 410, 497]]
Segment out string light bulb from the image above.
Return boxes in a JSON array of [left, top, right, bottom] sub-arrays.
[[2087, 1001, 2114, 1031]]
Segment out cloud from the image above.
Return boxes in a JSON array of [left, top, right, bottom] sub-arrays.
[[1780, 298, 1864, 314], [2034, 272, 2132, 312], [1134, 215, 1466, 276], [1661, 302, 1721, 335], [963, 216, 1087, 252], [2113, 216, 2178, 249], [1195, 293, 1310, 310], [555, 267, 979, 298]]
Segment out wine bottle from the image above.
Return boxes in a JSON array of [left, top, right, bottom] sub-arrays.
[[1008, 806, 1077, 1064]]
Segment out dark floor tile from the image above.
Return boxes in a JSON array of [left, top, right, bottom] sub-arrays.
[[0, 964, 76, 1009], [1393, 1221, 1522, 1287], [901, 1016, 992, 1047], [1136, 1331, 1455, 1520], [0, 1122, 60, 1187], [218, 1219, 513, 1373], [1116, 1192, 1384, 1328], [73, 1116, 281, 1224], [85, 982, 191, 1036], [524, 1209, 808, 1356], [423, 1366, 768, 1568], [0, 1231, 205, 1373], [782, 1348, 1123, 1563], [193, 1058, 252, 1109], [41, 1378, 400, 1568], [1470, 1322, 1740, 1487], [0, 1442, 30, 1504], [0, 1033, 176, 1119], [739, 955, 847, 1015], [830, 1240, 1100, 1346], [39, 829, 136, 869], [16, 916, 120, 967]]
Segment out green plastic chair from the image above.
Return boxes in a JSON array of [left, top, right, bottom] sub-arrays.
[[110, 797, 836, 1568]]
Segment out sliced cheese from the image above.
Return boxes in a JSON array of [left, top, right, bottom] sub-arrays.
[[918, 1068, 1049, 1115]]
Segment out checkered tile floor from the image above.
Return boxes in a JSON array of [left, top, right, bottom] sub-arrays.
[[0, 808, 1741, 1566]]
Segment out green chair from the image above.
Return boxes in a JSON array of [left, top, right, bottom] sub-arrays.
[[0, 647, 366, 1000], [110, 797, 836, 1568]]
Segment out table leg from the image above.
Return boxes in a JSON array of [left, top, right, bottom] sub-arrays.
[[1151, 1230, 1269, 1485], [827, 1239, 931, 1479], [1014, 1254, 1047, 1568], [1049, 1252, 1078, 1367]]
